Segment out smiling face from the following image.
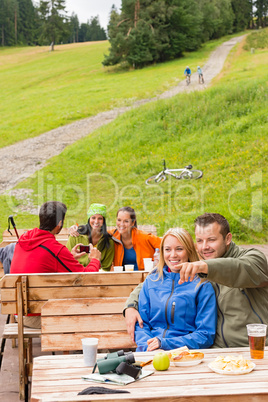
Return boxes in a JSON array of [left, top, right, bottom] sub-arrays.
[[116, 211, 135, 236], [89, 214, 104, 232], [195, 222, 232, 260], [163, 235, 189, 272]]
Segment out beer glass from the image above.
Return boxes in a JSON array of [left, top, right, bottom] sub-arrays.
[[246, 324, 267, 359]]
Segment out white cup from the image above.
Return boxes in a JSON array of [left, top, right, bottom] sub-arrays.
[[143, 258, 154, 272], [113, 266, 123, 272], [144, 258, 153, 272], [125, 264, 134, 271], [81, 338, 98, 366]]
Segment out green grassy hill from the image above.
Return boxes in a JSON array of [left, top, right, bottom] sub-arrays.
[[0, 30, 267, 243]]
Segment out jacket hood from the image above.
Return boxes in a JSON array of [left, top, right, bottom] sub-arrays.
[[18, 228, 55, 251]]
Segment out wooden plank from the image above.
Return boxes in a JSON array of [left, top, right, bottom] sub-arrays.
[[1, 272, 147, 287], [2, 285, 137, 304], [41, 332, 136, 351], [2, 323, 41, 338], [42, 314, 126, 333], [41, 297, 127, 315]]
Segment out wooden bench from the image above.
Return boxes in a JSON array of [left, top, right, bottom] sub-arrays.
[[41, 297, 134, 352], [0, 271, 147, 400]]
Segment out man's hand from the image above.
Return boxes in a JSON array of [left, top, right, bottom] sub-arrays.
[[89, 244, 101, 261], [177, 260, 208, 284], [147, 337, 160, 351], [125, 307, 143, 343], [71, 243, 86, 260], [68, 225, 79, 237]]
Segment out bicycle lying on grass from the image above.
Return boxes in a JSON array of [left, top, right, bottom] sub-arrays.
[[145, 160, 203, 185]]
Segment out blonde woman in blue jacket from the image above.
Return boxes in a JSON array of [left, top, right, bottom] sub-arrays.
[[135, 227, 217, 351]]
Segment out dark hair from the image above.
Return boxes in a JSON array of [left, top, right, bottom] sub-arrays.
[[39, 201, 67, 232], [194, 213, 230, 239], [117, 206, 137, 227], [77, 217, 111, 251]]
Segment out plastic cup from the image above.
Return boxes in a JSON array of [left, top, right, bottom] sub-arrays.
[[125, 264, 134, 271], [143, 258, 153, 272], [246, 324, 267, 359], [81, 338, 98, 366], [113, 266, 123, 272]]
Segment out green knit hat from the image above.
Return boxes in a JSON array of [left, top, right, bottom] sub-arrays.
[[87, 203, 106, 219]]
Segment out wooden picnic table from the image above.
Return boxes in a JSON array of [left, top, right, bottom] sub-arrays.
[[30, 346, 268, 401]]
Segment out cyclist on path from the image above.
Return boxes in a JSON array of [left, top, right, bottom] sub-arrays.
[[184, 66, 191, 83], [197, 66, 204, 83]]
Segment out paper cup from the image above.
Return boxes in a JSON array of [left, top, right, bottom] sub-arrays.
[[143, 258, 154, 272], [125, 264, 134, 271], [81, 338, 98, 366], [113, 266, 123, 272]]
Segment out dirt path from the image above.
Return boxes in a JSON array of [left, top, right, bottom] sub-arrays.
[[0, 36, 244, 196]]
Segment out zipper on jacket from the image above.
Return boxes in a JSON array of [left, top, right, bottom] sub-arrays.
[[171, 302, 176, 324], [163, 279, 175, 338], [215, 284, 229, 348], [241, 289, 263, 323]]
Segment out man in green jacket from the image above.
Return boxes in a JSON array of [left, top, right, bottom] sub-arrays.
[[124, 213, 268, 348]]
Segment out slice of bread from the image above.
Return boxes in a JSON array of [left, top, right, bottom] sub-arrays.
[[167, 346, 204, 362]]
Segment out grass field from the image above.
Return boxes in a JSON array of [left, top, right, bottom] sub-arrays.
[[0, 30, 267, 243], [0, 34, 242, 148]]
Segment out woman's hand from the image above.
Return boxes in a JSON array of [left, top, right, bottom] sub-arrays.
[[68, 225, 79, 237], [147, 337, 161, 351]]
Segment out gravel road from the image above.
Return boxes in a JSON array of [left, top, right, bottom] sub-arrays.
[[0, 36, 244, 196]]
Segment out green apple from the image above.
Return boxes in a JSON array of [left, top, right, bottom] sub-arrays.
[[153, 352, 170, 371]]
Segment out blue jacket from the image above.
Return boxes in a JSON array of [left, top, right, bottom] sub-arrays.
[[135, 267, 217, 351], [184, 68, 191, 75]]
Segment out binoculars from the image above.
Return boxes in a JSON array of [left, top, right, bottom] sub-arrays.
[[93, 350, 141, 379]]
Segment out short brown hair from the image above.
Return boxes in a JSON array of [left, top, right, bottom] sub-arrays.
[[39, 201, 67, 231], [194, 213, 230, 238]]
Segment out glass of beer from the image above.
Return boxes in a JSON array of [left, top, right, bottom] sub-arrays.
[[246, 323, 267, 359]]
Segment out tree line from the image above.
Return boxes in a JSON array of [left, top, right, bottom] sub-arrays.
[[0, 0, 106, 47], [103, 0, 268, 68]]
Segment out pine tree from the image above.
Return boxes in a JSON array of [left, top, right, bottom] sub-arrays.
[[231, 0, 252, 32], [103, 0, 203, 68], [254, 0, 268, 27], [17, 0, 38, 44], [38, 0, 68, 49], [0, 0, 18, 46]]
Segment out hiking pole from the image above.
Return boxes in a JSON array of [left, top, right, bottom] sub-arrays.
[[8, 215, 19, 239]]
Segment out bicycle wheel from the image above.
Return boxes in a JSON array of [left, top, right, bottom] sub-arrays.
[[180, 170, 203, 180], [146, 174, 167, 185]]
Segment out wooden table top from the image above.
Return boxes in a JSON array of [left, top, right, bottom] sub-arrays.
[[31, 347, 268, 402]]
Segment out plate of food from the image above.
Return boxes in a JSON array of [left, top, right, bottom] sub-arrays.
[[167, 346, 204, 367], [208, 355, 255, 375]]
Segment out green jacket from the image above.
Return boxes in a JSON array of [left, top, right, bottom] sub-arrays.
[[125, 242, 268, 348], [66, 234, 114, 271]]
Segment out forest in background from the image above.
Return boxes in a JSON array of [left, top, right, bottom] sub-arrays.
[[0, 0, 106, 47], [0, 0, 267, 52]]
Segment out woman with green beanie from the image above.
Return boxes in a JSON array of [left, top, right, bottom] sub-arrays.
[[66, 203, 114, 271]]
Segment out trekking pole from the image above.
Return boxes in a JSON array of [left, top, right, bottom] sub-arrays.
[[7, 215, 19, 239]]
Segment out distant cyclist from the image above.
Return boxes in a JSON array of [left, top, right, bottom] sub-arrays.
[[184, 66, 191, 84], [197, 66, 204, 84]]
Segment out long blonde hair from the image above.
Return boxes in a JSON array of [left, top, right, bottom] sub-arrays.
[[155, 228, 199, 280]]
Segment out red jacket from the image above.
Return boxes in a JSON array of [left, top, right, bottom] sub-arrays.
[[110, 227, 161, 270], [10, 228, 100, 274]]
